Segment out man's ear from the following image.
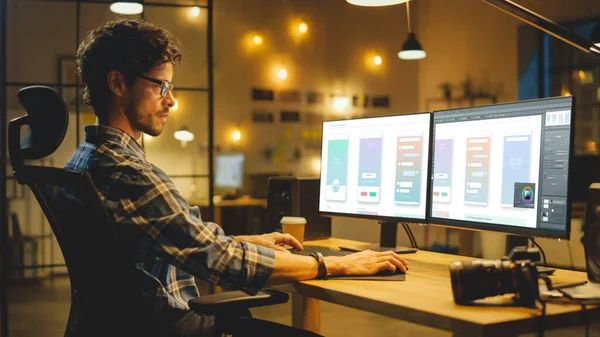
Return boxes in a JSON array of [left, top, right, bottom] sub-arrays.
[[106, 70, 127, 97]]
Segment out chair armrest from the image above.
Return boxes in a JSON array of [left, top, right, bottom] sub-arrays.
[[188, 289, 289, 315]]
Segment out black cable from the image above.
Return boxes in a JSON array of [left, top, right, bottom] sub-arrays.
[[401, 223, 414, 248], [402, 223, 418, 249], [581, 304, 589, 337], [538, 300, 546, 337], [530, 237, 547, 267], [568, 243, 575, 270], [410, 225, 418, 249], [406, 223, 417, 248], [409, 225, 418, 249], [406, 223, 416, 248]]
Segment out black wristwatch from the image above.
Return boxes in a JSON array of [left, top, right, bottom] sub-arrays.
[[310, 252, 328, 280]]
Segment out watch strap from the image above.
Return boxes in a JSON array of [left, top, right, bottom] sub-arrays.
[[310, 252, 328, 280]]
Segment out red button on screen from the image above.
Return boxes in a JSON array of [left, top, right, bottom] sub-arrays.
[[360, 192, 368, 196]]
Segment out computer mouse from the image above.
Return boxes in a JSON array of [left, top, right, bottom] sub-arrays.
[[376, 267, 406, 276]]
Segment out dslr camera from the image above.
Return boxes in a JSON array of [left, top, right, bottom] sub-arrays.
[[449, 246, 541, 307]]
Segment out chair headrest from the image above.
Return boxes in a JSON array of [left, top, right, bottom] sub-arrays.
[[16, 86, 69, 160]]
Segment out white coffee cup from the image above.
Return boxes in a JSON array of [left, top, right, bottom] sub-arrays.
[[280, 216, 307, 244]]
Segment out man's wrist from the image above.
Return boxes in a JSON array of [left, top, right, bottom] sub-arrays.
[[233, 235, 251, 243], [323, 256, 344, 276]]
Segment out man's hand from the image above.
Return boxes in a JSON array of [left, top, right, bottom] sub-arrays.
[[234, 232, 303, 252], [324, 250, 409, 276]]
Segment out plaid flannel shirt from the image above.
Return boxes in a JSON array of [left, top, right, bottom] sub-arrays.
[[64, 125, 275, 315]]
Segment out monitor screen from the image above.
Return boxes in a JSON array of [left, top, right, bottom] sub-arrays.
[[429, 96, 574, 239], [215, 153, 245, 189], [319, 112, 432, 222]]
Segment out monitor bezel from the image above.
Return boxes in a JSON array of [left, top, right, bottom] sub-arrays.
[[318, 111, 434, 224], [427, 96, 575, 240]]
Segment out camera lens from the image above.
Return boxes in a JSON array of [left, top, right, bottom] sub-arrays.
[[449, 259, 516, 304]]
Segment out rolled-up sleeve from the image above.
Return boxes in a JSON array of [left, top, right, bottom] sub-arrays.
[[101, 157, 275, 294]]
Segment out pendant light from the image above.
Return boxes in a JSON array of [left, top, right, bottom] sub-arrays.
[[110, 2, 143, 15], [347, 0, 409, 7], [398, 1, 426, 60], [592, 22, 600, 49]]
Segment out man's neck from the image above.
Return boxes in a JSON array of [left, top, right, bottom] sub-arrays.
[[99, 110, 141, 140]]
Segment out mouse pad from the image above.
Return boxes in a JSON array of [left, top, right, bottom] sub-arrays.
[[328, 274, 405, 281]]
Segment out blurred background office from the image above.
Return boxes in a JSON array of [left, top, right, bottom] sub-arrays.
[[1, 0, 600, 336]]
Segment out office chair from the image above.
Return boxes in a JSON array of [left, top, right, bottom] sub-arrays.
[[8, 86, 290, 337]]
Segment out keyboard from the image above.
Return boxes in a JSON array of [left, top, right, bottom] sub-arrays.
[[288, 245, 353, 257]]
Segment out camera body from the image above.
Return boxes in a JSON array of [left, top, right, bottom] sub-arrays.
[[449, 246, 541, 307]]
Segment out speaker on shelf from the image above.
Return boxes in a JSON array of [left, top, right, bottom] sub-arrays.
[[265, 176, 331, 240], [583, 183, 600, 282]]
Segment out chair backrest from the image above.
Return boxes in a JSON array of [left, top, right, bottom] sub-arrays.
[[8, 86, 152, 337]]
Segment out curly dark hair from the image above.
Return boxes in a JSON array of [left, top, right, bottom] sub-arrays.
[[76, 19, 182, 117]]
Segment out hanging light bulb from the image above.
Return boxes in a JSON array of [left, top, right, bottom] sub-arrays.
[[190, 6, 201, 17], [232, 129, 242, 142], [110, 2, 143, 15], [398, 1, 426, 60], [298, 22, 308, 34], [347, 0, 410, 6], [253, 35, 263, 46], [373, 55, 383, 65], [277, 67, 288, 80]]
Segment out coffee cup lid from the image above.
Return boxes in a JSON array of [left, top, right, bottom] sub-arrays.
[[280, 216, 306, 224]]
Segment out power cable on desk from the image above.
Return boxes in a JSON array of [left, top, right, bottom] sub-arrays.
[[402, 223, 418, 249], [538, 275, 595, 337], [568, 242, 575, 270], [581, 304, 589, 337], [538, 299, 547, 337], [529, 237, 547, 267]]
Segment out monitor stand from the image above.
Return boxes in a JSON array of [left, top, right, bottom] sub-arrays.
[[338, 221, 418, 254]]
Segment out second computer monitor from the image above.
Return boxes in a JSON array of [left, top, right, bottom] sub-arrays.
[[319, 112, 432, 222], [429, 96, 574, 239], [215, 153, 245, 189]]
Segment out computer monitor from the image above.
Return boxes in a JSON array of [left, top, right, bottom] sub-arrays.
[[319, 112, 432, 252], [429, 96, 574, 240], [215, 153, 245, 190]]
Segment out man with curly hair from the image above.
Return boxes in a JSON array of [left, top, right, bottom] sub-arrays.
[[66, 19, 408, 337]]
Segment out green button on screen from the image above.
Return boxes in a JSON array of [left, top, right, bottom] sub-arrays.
[[369, 192, 377, 197], [441, 192, 448, 197]]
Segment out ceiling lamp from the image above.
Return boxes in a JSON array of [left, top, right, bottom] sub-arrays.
[[398, 1, 426, 60], [110, 2, 143, 15], [347, 0, 410, 6], [592, 22, 600, 49], [174, 127, 194, 147]]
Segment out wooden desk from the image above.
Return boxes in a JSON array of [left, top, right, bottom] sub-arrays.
[[188, 198, 267, 225], [277, 238, 598, 337]]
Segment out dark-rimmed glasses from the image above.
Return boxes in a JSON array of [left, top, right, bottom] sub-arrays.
[[138, 74, 174, 97]]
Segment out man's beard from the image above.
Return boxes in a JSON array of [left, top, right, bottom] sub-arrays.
[[125, 96, 165, 137]]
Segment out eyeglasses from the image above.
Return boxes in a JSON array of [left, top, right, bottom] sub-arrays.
[[138, 74, 175, 97]]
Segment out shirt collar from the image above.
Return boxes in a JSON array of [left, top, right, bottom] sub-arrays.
[[84, 125, 146, 159]]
